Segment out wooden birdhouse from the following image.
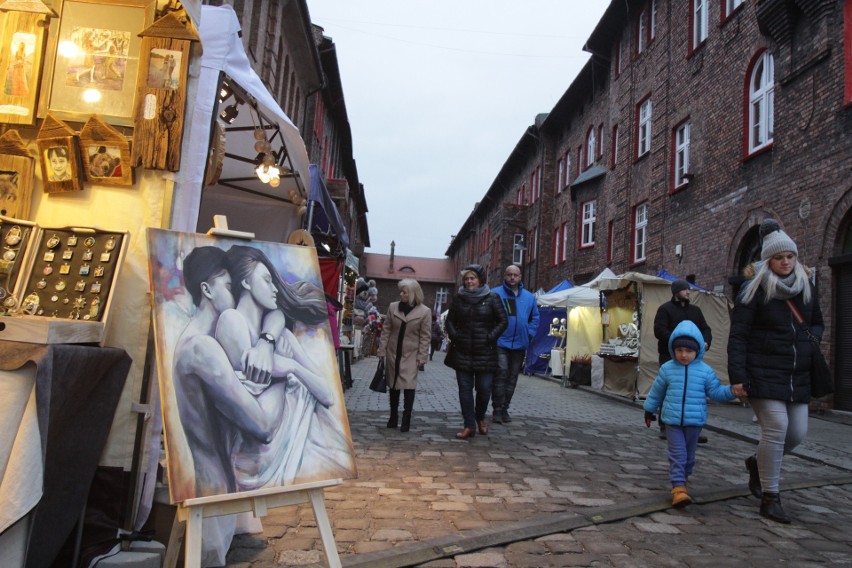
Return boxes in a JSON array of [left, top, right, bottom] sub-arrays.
[[0, 129, 35, 218], [36, 113, 82, 193], [131, 11, 199, 171], [79, 115, 133, 187]]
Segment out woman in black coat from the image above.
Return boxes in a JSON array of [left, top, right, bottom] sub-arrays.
[[445, 264, 507, 439], [728, 219, 824, 524]]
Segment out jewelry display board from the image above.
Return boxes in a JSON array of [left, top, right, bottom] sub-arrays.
[[0, 216, 37, 312], [0, 222, 128, 345]]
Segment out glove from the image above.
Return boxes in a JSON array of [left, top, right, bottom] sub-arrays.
[[644, 411, 657, 428]]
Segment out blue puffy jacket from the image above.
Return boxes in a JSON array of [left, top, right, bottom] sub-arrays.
[[643, 321, 735, 427], [494, 282, 540, 351]]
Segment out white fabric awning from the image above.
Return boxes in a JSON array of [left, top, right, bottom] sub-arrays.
[[171, 4, 310, 232]]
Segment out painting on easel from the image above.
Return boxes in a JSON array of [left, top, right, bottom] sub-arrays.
[[147, 228, 356, 502]]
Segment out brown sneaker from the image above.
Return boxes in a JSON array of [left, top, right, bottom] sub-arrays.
[[671, 486, 692, 508]]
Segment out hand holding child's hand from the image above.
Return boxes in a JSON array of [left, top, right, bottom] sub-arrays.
[[644, 411, 656, 428], [731, 384, 747, 398]]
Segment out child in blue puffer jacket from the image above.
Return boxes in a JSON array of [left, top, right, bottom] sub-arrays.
[[643, 320, 747, 508]]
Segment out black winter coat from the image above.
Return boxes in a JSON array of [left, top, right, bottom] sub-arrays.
[[727, 284, 823, 403], [653, 299, 712, 359], [445, 291, 508, 373]]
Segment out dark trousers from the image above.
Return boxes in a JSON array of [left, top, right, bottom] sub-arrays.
[[666, 424, 702, 487], [455, 369, 493, 429], [492, 348, 525, 412]]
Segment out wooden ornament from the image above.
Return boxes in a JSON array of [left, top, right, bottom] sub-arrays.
[[79, 115, 133, 186], [35, 113, 82, 193], [131, 11, 198, 172], [0, 129, 34, 218]]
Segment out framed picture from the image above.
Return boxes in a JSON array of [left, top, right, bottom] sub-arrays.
[[0, 11, 49, 125], [79, 114, 132, 186], [0, 130, 35, 218], [38, 0, 155, 126], [147, 228, 357, 502], [36, 114, 82, 193]]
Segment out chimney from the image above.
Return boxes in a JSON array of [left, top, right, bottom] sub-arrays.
[[389, 240, 395, 272]]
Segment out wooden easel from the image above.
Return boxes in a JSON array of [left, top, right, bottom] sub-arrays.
[[164, 479, 342, 568]]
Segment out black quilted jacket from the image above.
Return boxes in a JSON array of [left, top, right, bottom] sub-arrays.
[[445, 291, 508, 373], [727, 284, 823, 403]]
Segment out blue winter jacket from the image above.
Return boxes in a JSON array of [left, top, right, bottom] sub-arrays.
[[643, 320, 735, 427], [494, 282, 540, 351]]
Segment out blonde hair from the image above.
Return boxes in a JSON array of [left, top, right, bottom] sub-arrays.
[[398, 278, 424, 306], [740, 259, 812, 305]]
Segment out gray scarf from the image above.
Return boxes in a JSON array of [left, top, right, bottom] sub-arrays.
[[458, 284, 491, 300], [769, 270, 804, 300]]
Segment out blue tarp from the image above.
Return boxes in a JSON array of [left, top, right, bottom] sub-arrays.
[[656, 268, 709, 292], [546, 280, 573, 294], [524, 306, 565, 375]]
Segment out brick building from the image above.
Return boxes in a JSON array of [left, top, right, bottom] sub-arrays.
[[447, 0, 852, 409]]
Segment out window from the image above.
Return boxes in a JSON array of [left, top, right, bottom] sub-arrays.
[[512, 233, 524, 265], [637, 97, 652, 158], [531, 226, 538, 260], [580, 201, 596, 248], [557, 157, 564, 192], [724, 0, 744, 19], [692, 0, 708, 50], [607, 220, 614, 264], [673, 120, 691, 189], [614, 35, 622, 78], [632, 203, 648, 263], [637, 6, 647, 54], [748, 51, 775, 154], [598, 124, 604, 159], [565, 153, 572, 186], [585, 127, 596, 168], [553, 228, 561, 266], [561, 222, 569, 262], [611, 125, 619, 169], [650, 0, 657, 41]]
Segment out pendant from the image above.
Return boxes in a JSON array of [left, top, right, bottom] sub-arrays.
[[46, 233, 61, 249], [22, 291, 39, 314], [43, 251, 55, 262], [100, 252, 111, 262], [67, 236, 78, 247], [79, 264, 90, 276], [82, 250, 93, 261], [94, 265, 105, 278], [54, 280, 66, 291], [73, 295, 86, 309], [5, 225, 22, 246], [104, 236, 116, 251], [74, 279, 86, 292], [90, 282, 102, 294], [62, 249, 74, 260], [2, 249, 16, 261], [84, 237, 96, 248], [4, 295, 17, 308], [59, 263, 71, 275], [36, 278, 47, 289], [43, 265, 53, 276], [87, 297, 101, 320]]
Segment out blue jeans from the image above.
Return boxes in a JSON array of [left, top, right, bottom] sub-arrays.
[[455, 370, 493, 429], [493, 348, 525, 412], [666, 425, 703, 487]]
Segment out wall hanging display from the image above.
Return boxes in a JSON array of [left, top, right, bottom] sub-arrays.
[[35, 112, 82, 192], [147, 227, 356, 503], [0, 222, 128, 344], [131, 10, 196, 171], [0, 7, 53, 125], [0, 129, 34, 218], [38, 0, 155, 126], [0, 214, 36, 312], [79, 114, 133, 186]]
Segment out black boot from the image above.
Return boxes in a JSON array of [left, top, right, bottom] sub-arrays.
[[760, 492, 791, 523], [745, 455, 762, 499], [400, 389, 415, 432], [387, 389, 400, 428]]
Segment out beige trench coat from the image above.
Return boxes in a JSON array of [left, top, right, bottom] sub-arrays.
[[379, 302, 432, 390]]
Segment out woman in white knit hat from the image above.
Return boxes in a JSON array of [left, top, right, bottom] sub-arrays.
[[727, 219, 824, 524]]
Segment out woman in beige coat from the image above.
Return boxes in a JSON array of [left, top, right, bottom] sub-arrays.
[[379, 278, 432, 432]]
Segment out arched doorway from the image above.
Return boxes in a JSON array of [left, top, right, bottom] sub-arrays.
[[828, 212, 852, 411], [728, 225, 761, 300]]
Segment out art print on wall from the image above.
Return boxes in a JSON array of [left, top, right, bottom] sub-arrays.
[[147, 228, 356, 503], [0, 11, 49, 125]]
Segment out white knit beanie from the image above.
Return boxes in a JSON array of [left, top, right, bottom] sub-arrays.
[[760, 219, 798, 261]]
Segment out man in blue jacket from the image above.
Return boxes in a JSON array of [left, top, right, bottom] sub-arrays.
[[492, 265, 539, 424]]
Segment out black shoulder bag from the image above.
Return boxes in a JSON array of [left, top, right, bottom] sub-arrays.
[[786, 300, 833, 399], [369, 358, 387, 393]]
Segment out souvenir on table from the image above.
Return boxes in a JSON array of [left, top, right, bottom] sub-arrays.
[[35, 113, 83, 192], [131, 10, 198, 171], [79, 115, 133, 186], [0, 129, 35, 218]]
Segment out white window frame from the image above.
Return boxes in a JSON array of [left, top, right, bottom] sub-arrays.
[[512, 233, 524, 265], [553, 228, 561, 266], [581, 201, 596, 248], [674, 121, 691, 187], [638, 98, 652, 157], [650, 0, 657, 40], [749, 52, 775, 153], [586, 128, 596, 167], [557, 158, 564, 192], [726, 0, 744, 17], [564, 153, 571, 186], [693, 0, 708, 49], [561, 222, 569, 262], [598, 124, 604, 159], [633, 203, 648, 263], [638, 7, 647, 54]]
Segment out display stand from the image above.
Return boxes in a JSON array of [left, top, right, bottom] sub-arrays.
[[165, 479, 342, 568]]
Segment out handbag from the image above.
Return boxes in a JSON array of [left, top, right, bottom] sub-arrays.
[[785, 300, 833, 398], [369, 358, 387, 393], [443, 341, 455, 368]]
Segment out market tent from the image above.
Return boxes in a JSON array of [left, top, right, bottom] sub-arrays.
[[656, 268, 709, 292], [524, 306, 565, 375], [172, 4, 310, 239], [547, 279, 573, 294], [591, 272, 732, 398]]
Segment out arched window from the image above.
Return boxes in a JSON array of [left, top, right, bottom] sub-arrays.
[[748, 51, 774, 154], [585, 127, 596, 168]]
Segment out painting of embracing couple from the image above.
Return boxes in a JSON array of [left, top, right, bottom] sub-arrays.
[[147, 228, 356, 503]]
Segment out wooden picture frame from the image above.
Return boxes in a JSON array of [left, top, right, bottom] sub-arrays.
[[38, 0, 155, 126], [0, 10, 50, 125], [79, 114, 132, 185], [36, 112, 82, 192], [0, 129, 35, 218]]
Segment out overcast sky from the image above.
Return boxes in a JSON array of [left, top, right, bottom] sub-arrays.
[[307, 1, 611, 258]]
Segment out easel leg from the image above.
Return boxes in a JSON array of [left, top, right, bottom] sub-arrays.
[[163, 511, 185, 568], [184, 506, 203, 568], [308, 489, 341, 568]]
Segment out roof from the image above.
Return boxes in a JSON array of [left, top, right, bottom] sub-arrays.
[[361, 253, 456, 284]]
